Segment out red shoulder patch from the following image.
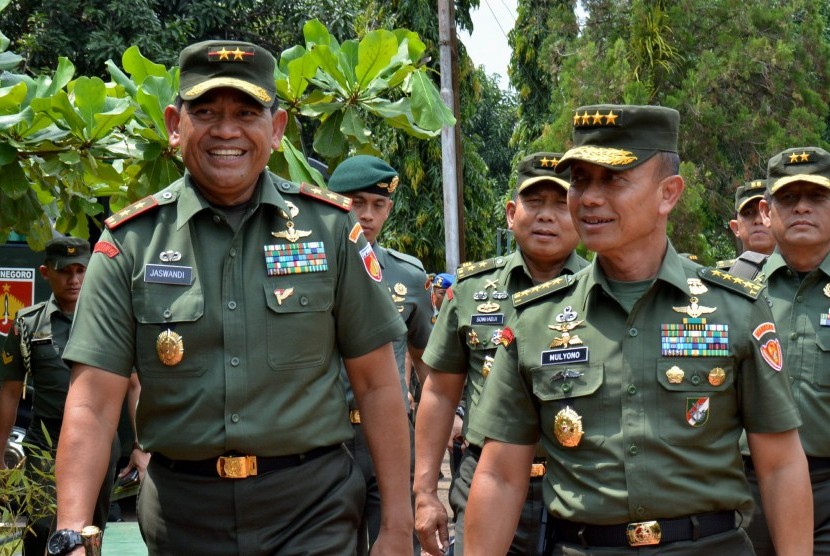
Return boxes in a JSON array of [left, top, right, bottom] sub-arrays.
[[105, 196, 159, 230], [446, 287, 454, 301], [300, 183, 352, 211], [93, 241, 120, 258]]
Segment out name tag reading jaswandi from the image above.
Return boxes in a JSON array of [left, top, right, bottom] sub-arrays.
[[144, 264, 193, 285]]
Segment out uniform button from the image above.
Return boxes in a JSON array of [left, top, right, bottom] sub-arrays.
[[228, 301, 237, 310], [280, 182, 290, 190], [299, 296, 309, 306], [627, 385, 637, 395], [629, 328, 638, 337], [229, 247, 237, 257], [162, 192, 173, 199], [230, 357, 240, 367], [496, 258, 503, 265], [690, 375, 701, 385], [562, 383, 572, 393], [231, 413, 240, 423], [636, 506, 646, 516], [213, 215, 222, 224], [786, 269, 793, 277], [163, 309, 172, 319], [796, 295, 804, 303], [790, 332, 798, 340], [629, 445, 638, 455]]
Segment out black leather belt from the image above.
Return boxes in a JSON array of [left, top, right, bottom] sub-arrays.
[[550, 511, 736, 547], [466, 444, 546, 478], [744, 454, 830, 474], [152, 444, 340, 478]]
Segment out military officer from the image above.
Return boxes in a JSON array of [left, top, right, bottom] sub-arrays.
[[414, 152, 586, 555], [431, 272, 454, 320], [51, 40, 413, 556], [328, 154, 433, 555], [0, 237, 118, 556], [465, 105, 812, 555], [718, 179, 775, 277], [746, 146, 830, 554]]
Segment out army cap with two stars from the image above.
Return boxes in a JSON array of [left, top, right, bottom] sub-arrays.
[[516, 152, 570, 194], [735, 179, 767, 212], [766, 147, 830, 194]]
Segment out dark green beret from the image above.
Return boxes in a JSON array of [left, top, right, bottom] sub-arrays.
[[179, 40, 277, 107], [734, 179, 766, 212], [766, 146, 830, 194], [516, 152, 569, 194], [557, 104, 679, 171], [328, 155, 399, 197], [44, 237, 90, 269]]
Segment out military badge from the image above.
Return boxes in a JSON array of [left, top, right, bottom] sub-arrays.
[[496, 326, 515, 348], [265, 242, 328, 276], [686, 397, 709, 427], [473, 291, 488, 301], [665, 366, 684, 384], [824, 283, 830, 298], [348, 222, 363, 243], [555, 306, 578, 323], [477, 302, 500, 313], [821, 312, 830, 327], [752, 322, 776, 340], [359, 244, 382, 282], [482, 355, 494, 378], [159, 250, 182, 262], [485, 279, 499, 290], [2, 351, 12, 364], [553, 406, 583, 447], [271, 221, 312, 243], [157, 329, 184, 366], [760, 338, 783, 371], [492, 291, 509, 300], [548, 320, 584, 349], [0, 267, 34, 337], [687, 278, 708, 295], [550, 368, 583, 382], [394, 283, 408, 296], [708, 367, 726, 386], [274, 288, 294, 305], [468, 330, 481, 347], [673, 297, 716, 318], [93, 241, 120, 259], [284, 200, 300, 218], [661, 318, 728, 357]]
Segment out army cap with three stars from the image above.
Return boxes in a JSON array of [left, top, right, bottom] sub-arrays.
[[735, 179, 767, 212], [178, 40, 277, 107], [766, 147, 830, 194], [556, 104, 679, 172], [516, 152, 570, 194]]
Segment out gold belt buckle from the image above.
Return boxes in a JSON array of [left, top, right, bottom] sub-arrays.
[[216, 455, 258, 479], [626, 521, 661, 546], [530, 463, 546, 477], [349, 409, 361, 424]]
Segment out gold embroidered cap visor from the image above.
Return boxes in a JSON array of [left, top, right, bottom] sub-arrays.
[[767, 146, 830, 194], [178, 40, 277, 107], [556, 104, 679, 172], [516, 152, 570, 194], [735, 180, 766, 212]]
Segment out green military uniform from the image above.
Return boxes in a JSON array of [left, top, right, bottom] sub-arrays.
[[64, 170, 406, 555], [1, 293, 115, 555], [424, 249, 587, 554], [469, 243, 800, 554]]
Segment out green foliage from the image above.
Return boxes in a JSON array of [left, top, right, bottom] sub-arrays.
[[0, 16, 454, 247]]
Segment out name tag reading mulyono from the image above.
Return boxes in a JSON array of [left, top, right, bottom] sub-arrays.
[[144, 264, 193, 285], [471, 314, 504, 326], [541, 346, 589, 366]]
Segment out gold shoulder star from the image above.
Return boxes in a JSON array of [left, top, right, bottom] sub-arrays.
[[604, 111, 619, 125], [539, 157, 552, 167]]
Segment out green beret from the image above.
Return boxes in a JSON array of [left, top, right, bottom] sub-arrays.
[[516, 152, 570, 194], [328, 155, 399, 197], [44, 237, 90, 269], [557, 104, 679, 171], [734, 179, 766, 212], [766, 147, 830, 194], [179, 40, 277, 107]]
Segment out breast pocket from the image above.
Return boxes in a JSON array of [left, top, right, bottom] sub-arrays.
[[133, 285, 206, 377], [655, 357, 736, 445], [530, 363, 607, 449], [814, 326, 830, 387], [263, 278, 334, 371]]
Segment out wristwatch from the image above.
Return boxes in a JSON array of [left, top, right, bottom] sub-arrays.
[[47, 529, 84, 555]]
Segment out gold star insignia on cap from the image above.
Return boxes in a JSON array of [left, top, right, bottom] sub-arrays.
[[538, 157, 556, 167], [580, 111, 591, 125], [231, 48, 247, 60], [592, 111, 604, 124], [574, 109, 620, 127], [800, 151, 810, 162], [749, 180, 765, 189], [216, 47, 232, 61], [604, 110, 619, 124]]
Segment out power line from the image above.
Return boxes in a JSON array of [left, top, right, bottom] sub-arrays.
[[481, 0, 511, 42]]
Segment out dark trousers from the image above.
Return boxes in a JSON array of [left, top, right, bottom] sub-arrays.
[[744, 459, 830, 555], [138, 445, 364, 556], [22, 427, 117, 556], [450, 447, 546, 555]]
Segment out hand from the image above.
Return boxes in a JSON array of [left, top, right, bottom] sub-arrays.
[[446, 414, 463, 451], [415, 492, 451, 556], [119, 447, 151, 482], [370, 525, 412, 556]]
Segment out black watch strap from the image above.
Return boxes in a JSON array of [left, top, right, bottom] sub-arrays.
[[47, 528, 84, 556]]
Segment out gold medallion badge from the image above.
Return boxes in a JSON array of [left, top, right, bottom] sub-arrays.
[[666, 365, 685, 384], [394, 283, 408, 296], [708, 367, 726, 386], [476, 301, 500, 313], [824, 283, 830, 298], [157, 329, 184, 366], [482, 355, 494, 378], [553, 406, 584, 447]]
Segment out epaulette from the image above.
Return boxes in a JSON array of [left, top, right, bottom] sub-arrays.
[[698, 267, 764, 300], [456, 257, 507, 281], [512, 274, 578, 307], [715, 259, 734, 270], [386, 248, 426, 272], [105, 195, 163, 230], [300, 183, 352, 211], [15, 301, 48, 320]]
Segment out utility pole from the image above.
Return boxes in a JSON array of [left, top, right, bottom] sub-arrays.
[[438, 0, 464, 272]]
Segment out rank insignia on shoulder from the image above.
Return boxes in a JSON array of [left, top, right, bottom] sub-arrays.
[[105, 196, 159, 230], [300, 183, 352, 211], [698, 267, 763, 300], [513, 275, 576, 307], [1, 351, 12, 365], [456, 257, 505, 281]]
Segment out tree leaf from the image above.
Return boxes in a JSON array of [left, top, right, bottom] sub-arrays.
[[356, 30, 398, 88], [312, 112, 346, 158], [0, 160, 29, 199], [72, 77, 107, 131], [340, 106, 370, 144], [122, 45, 168, 85], [409, 70, 455, 131]]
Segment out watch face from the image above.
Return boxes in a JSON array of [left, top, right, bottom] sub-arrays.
[[47, 529, 81, 555]]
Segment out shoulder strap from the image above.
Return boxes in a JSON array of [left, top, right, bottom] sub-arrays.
[[456, 258, 505, 281], [512, 274, 578, 307], [698, 267, 764, 300], [727, 251, 768, 281], [299, 183, 352, 211]]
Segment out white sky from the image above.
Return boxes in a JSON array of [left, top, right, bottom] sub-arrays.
[[457, 0, 518, 90]]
